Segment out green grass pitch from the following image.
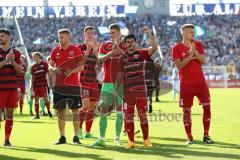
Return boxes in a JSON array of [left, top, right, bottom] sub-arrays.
[[0, 88, 239, 160]]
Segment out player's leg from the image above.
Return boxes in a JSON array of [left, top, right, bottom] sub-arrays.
[[84, 85, 99, 138], [136, 97, 152, 147], [91, 83, 114, 147], [79, 97, 90, 139], [28, 90, 34, 116], [40, 98, 47, 116], [147, 86, 153, 113], [123, 95, 135, 148], [114, 84, 124, 145], [4, 90, 18, 146], [4, 108, 14, 146], [196, 82, 213, 144], [155, 81, 160, 102], [85, 100, 97, 138], [33, 97, 40, 119], [180, 84, 194, 144], [19, 86, 25, 114], [53, 90, 67, 145], [43, 96, 52, 118], [70, 95, 81, 144], [55, 108, 66, 145]]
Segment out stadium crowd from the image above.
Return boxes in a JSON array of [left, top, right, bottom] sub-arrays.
[[3, 14, 240, 78]]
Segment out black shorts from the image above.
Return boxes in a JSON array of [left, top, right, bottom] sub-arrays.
[[53, 86, 82, 110]]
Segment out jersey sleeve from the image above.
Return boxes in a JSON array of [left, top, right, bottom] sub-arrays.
[[99, 43, 108, 55], [50, 48, 57, 63], [196, 41, 205, 55], [75, 47, 83, 56], [172, 45, 181, 62], [14, 50, 22, 64], [140, 49, 151, 60]]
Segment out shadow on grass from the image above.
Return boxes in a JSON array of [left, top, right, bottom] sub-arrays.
[[84, 138, 240, 159], [15, 120, 55, 124], [0, 146, 112, 160], [0, 154, 35, 160], [157, 137, 240, 150]]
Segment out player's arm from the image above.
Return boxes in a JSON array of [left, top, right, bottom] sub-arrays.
[[174, 53, 195, 69], [98, 50, 116, 64], [143, 27, 158, 56], [49, 60, 61, 75]]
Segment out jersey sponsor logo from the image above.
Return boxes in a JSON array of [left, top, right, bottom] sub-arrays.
[[134, 54, 140, 59], [34, 69, 45, 74], [69, 51, 74, 56]]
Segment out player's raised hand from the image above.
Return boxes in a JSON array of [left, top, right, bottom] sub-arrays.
[[92, 40, 100, 54], [143, 26, 150, 34]]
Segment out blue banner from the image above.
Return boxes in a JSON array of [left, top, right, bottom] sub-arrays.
[[0, 6, 125, 18], [170, 3, 240, 16]]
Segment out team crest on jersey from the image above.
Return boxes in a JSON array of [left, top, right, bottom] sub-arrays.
[[134, 54, 140, 59], [70, 51, 74, 56]]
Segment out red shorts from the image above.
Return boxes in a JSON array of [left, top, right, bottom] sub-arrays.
[[33, 87, 48, 97], [0, 90, 18, 109], [19, 84, 25, 94], [123, 92, 148, 114], [80, 83, 100, 101], [180, 81, 210, 108]]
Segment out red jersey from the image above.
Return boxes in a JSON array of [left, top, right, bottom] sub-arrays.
[[77, 44, 98, 85], [50, 44, 82, 86], [120, 49, 150, 94], [172, 40, 206, 85], [17, 63, 27, 86], [99, 41, 127, 83], [0, 48, 21, 91], [31, 61, 48, 89]]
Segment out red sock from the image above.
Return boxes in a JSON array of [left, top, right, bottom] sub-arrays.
[[203, 105, 211, 136], [19, 100, 23, 113], [183, 108, 192, 139], [138, 110, 149, 140], [79, 109, 87, 129], [45, 101, 51, 112], [5, 118, 13, 141], [124, 112, 134, 142], [35, 103, 39, 116], [85, 110, 94, 133]]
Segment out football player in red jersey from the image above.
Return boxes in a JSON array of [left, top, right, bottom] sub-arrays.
[[172, 24, 213, 144], [115, 27, 157, 148], [31, 52, 52, 119], [50, 29, 82, 145], [76, 26, 100, 139], [0, 28, 22, 146]]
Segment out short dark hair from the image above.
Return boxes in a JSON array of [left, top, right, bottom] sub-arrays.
[[180, 24, 195, 33], [84, 26, 94, 33], [109, 23, 120, 32], [123, 34, 137, 42], [32, 52, 43, 59], [0, 28, 11, 35], [58, 29, 71, 34]]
